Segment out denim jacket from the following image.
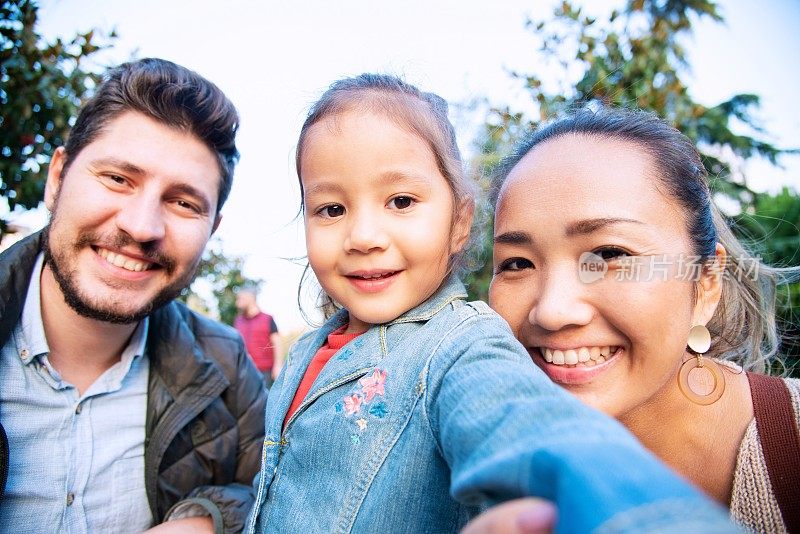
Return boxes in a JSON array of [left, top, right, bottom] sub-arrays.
[[246, 276, 732, 533]]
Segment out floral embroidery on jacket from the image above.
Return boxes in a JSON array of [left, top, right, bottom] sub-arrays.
[[337, 368, 389, 428], [343, 394, 364, 415], [359, 369, 387, 402]]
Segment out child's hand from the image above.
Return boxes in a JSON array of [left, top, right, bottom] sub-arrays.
[[461, 498, 556, 534]]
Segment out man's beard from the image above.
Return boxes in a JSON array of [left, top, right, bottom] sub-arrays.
[[42, 223, 199, 325]]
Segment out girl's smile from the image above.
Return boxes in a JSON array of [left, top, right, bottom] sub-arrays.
[[345, 269, 401, 293]]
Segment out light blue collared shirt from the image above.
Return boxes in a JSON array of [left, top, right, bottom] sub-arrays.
[[0, 254, 153, 533]]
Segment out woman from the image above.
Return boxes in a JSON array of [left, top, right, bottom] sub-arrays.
[[487, 107, 799, 533]]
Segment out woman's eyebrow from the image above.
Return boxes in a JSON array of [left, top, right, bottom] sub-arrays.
[[565, 217, 643, 236], [494, 231, 533, 245]]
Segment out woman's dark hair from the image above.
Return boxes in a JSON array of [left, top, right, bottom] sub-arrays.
[[63, 57, 240, 212], [492, 106, 796, 372]]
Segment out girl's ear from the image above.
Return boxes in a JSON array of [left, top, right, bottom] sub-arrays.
[[449, 201, 474, 254], [692, 242, 726, 326], [44, 147, 67, 211]]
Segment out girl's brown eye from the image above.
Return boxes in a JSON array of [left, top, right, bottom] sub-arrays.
[[389, 196, 414, 210], [319, 204, 345, 218]]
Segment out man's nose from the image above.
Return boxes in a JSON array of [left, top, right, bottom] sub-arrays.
[[114, 191, 166, 243]]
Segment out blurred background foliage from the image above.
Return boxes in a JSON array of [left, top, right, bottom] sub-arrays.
[[1, 0, 114, 237], [462, 0, 799, 374], [178, 239, 263, 326]]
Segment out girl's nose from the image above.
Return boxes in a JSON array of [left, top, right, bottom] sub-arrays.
[[344, 211, 390, 253]]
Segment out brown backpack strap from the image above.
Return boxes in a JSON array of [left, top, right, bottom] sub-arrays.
[[747, 372, 800, 532]]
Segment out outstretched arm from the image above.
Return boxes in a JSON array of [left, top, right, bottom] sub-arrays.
[[427, 312, 732, 533], [461, 498, 556, 534]]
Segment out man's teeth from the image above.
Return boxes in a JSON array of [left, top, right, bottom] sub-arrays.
[[97, 248, 151, 272], [541, 346, 618, 367]]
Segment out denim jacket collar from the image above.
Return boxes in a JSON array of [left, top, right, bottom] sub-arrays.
[[276, 275, 468, 433], [386, 274, 468, 325]]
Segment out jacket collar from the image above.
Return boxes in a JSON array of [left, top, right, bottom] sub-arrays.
[[278, 274, 467, 431], [386, 274, 467, 325], [0, 230, 45, 350], [146, 302, 229, 401]]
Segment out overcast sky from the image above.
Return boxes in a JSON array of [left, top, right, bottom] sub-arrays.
[[13, 0, 800, 331]]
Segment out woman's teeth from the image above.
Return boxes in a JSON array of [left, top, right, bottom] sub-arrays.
[[541, 346, 619, 367]]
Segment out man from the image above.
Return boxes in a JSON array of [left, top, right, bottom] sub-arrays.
[[0, 58, 265, 534], [234, 288, 283, 386]]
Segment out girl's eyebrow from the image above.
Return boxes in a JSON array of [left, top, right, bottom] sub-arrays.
[[303, 182, 344, 197], [378, 170, 431, 187], [494, 231, 532, 245], [565, 217, 643, 236]]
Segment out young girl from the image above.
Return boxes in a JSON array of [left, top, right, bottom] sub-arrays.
[[245, 75, 731, 533]]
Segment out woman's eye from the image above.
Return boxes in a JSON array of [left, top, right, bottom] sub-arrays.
[[594, 247, 630, 261], [495, 258, 534, 273], [318, 204, 345, 218], [388, 196, 414, 210]]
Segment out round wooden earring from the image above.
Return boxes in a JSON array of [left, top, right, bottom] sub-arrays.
[[678, 355, 725, 405], [678, 325, 725, 405]]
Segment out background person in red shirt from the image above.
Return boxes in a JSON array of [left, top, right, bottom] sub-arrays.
[[234, 288, 283, 387]]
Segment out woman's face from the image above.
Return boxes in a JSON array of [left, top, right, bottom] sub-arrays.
[[489, 134, 720, 419]]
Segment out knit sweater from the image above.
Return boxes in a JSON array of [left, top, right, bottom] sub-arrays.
[[729, 377, 800, 534]]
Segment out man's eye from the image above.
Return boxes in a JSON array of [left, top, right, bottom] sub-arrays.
[[318, 204, 345, 218], [388, 196, 414, 210], [495, 258, 534, 273], [175, 200, 200, 213], [104, 174, 127, 185]]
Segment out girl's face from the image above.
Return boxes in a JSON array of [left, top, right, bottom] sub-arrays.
[[301, 110, 470, 333], [488, 134, 720, 419]]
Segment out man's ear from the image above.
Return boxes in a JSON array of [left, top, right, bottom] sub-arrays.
[[44, 147, 67, 211], [211, 213, 223, 235], [692, 243, 726, 326]]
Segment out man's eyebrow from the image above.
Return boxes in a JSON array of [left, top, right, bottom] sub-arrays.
[[170, 183, 213, 213], [494, 231, 533, 246], [566, 217, 643, 236], [90, 157, 146, 176]]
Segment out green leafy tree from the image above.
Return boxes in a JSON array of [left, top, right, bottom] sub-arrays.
[[733, 188, 800, 373], [466, 0, 796, 301], [179, 240, 262, 326], [0, 0, 114, 236]]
